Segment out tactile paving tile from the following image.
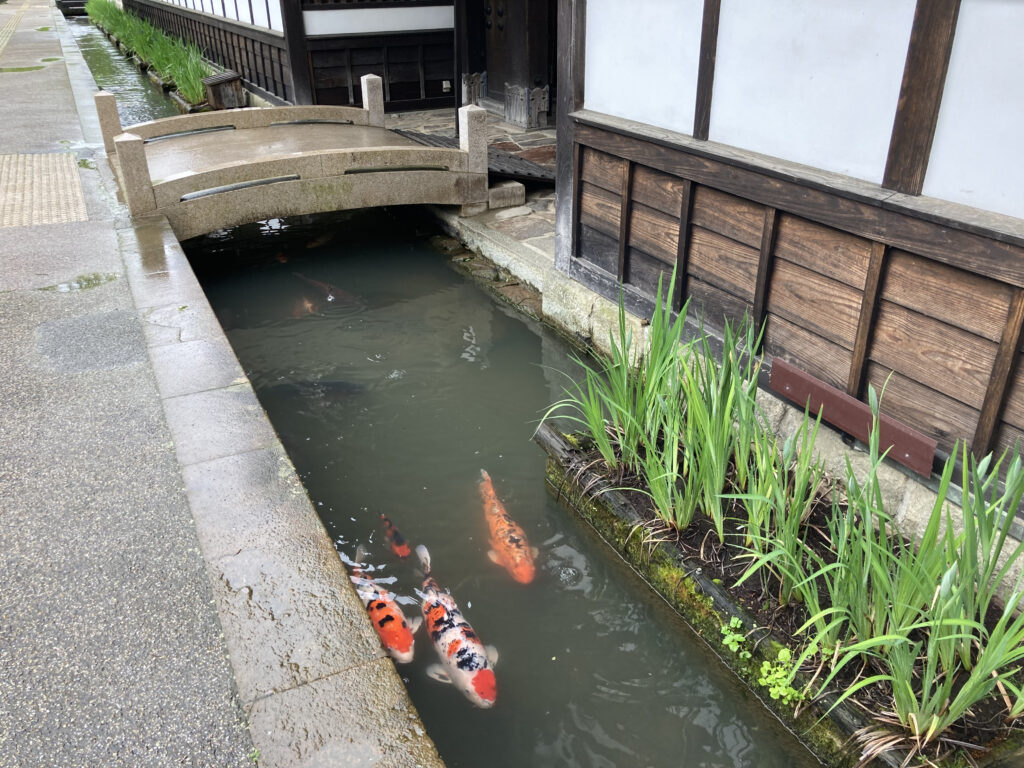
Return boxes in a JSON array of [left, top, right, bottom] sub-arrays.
[[0, 3, 29, 58], [0, 153, 88, 228]]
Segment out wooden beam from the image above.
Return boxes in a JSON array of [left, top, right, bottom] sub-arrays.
[[617, 161, 634, 282], [770, 358, 937, 477], [693, 0, 721, 140], [280, 0, 312, 104], [750, 207, 778, 338], [883, 0, 961, 195], [674, 179, 694, 312], [555, 0, 587, 273], [972, 288, 1024, 457], [573, 122, 1024, 288], [847, 241, 888, 397]]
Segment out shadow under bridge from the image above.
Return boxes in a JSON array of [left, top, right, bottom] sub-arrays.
[[95, 75, 489, 241]]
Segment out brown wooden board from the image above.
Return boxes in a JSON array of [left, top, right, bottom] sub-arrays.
[[580, 147, 625, 193], [771, 358, 938, 476], [686, 275, 750, 330], [627, 202, 679, 265], [774, 213, 872, 290], [883, 249, 1012, 342], [688, 225, 758, 303], [994, 423, 1024, 465], [574, 122, 1024, 288], [869, 300, 996, 410], [632, 164, 686, 218], [865, 362, 978, 454], [765, 314, 851, 392], [691, 185, 764, 249], [766, 259, 862, 349], [579, 224, 620, 276], [848, 242, 888, 396], [628, 248, 676, 296], [578, 181, 621, 238]]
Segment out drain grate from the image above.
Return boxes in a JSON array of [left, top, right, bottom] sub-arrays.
[[0, 152, 88, 228]]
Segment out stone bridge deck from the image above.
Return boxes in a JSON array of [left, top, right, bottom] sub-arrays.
[[95, 74, 488, 241]]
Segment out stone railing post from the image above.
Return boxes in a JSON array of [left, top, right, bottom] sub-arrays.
[[458, 104, 487, 176], [360, 74, 384, 127], [113, 132, 156, 215], [458, 104, 488, 215], [94, 90, 123, 158]]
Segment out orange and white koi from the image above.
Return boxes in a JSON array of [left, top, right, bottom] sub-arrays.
[[416, 545, 498, 709], [350, 546, 421, 664], [480, 469, 538, 584], [380, 513, 411, 558]]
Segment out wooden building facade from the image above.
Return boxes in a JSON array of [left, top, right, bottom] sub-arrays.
[[123, 0, 555, 122], [556, 0, 1024, 472]]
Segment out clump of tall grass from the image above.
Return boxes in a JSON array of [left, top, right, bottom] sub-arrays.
[[542, 273, 1024, 763], [86, 0, 212, 104]]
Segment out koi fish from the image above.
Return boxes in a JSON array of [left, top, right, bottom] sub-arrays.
[[292, 272, 358, 304], [350, 546, 421, 664], [416, 545, 498, 709], [305, 231, 334, 249], [380, 513, 411, 558], [291, 296, 317, 317], [480, 469, 538, 584]]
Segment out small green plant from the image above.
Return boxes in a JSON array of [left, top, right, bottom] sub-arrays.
[[720, 616, 751, 660], [758, 648, 802, 706]]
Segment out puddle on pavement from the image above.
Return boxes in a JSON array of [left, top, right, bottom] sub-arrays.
[[184, 208, 820, 768]]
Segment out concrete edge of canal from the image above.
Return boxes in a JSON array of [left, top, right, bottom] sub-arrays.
[[56, 9, 444, 767]]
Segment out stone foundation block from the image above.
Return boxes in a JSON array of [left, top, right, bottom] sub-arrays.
[[489, 180, 526, 210]]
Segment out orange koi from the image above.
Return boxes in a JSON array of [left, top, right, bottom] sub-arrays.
[[479, 469, 538, 584], [350, 546, 421, 663], [416, 545, 498, 708], [380, 513, 412, 558]]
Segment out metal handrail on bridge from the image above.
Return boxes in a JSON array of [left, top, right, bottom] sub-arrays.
[[95, 74, 489, 239]]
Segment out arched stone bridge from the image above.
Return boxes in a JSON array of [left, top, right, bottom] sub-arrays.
[[95, 75, 488, 241]]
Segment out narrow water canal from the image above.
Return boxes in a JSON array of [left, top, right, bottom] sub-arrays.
[[184, 210, 819, 768], [69, 23, 820, 765]]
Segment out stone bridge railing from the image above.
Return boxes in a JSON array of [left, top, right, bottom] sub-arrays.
[[95, 75, 488, 240]]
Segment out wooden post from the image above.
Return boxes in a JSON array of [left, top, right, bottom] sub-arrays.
[[554, 0, 586, 273], [113, 133, 156, 215], [693, 0, 721, 140], [281, 0, 312, 104], [972, 289, 1024, 457], [616, 161, 634, 283], [360, 74, 385, 127], [94, 91, 123, 159], [847, 242, 888, 397], [882, 0, 961, 195], [673, 179, 694, 312], [751, 207, 778, 340]]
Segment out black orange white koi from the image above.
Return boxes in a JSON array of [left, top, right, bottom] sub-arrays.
[[350, 546, 421, 664], [416, 545, 498, 708]]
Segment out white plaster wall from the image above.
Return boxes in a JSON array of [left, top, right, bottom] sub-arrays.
[[922, 0, 1024, 221], [583, 0, 703, 137], [302, 7, 454, 37], [156, 0, 283, 32], [709, 0, 916, 184]]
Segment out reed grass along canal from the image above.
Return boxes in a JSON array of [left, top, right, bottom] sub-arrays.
[[185, 209, 820, 767]]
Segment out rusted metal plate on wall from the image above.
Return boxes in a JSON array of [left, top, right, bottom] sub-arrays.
[[770, 357, 937, 476]]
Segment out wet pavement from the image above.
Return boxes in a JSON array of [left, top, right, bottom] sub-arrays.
[[0, 4, 557, 766], [0, 3, 442, 766]]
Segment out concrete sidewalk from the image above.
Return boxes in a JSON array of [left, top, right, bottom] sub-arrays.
[[0, 2, 441, 766]]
